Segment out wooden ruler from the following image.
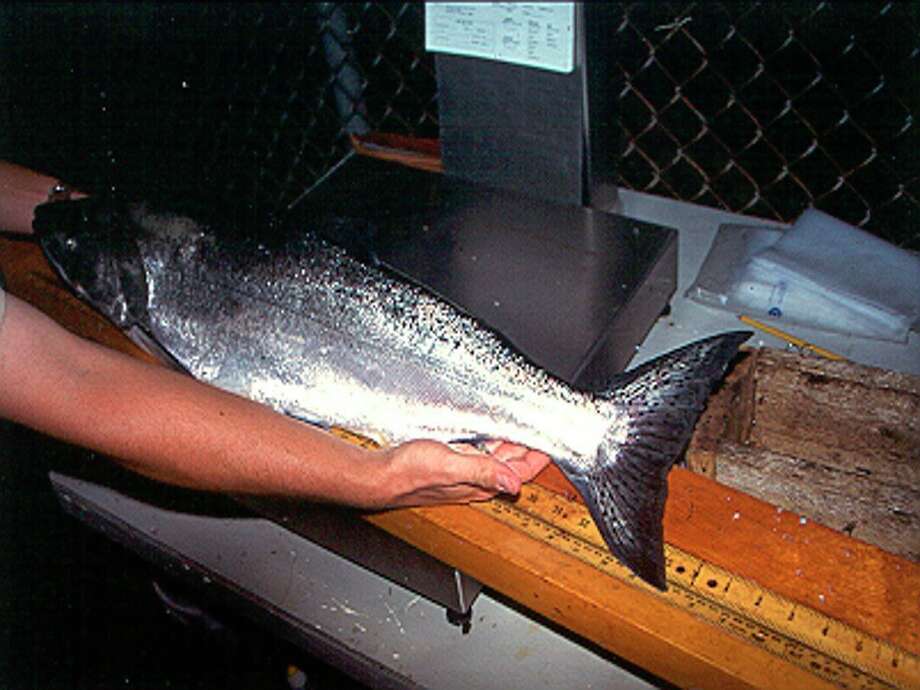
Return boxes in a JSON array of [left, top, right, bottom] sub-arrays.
[[470, 483, 919, 690]]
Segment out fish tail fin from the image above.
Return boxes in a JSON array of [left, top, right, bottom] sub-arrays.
[[560, 331, 751, 590]]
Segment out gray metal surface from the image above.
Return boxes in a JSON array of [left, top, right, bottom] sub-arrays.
[[294, 154, 677, 389], [580, 3, 621, 212], [435, 4, 622, 212], [435, 49, 585, 207], [50, 472, 657, 690], [241, 496, 482, 615]]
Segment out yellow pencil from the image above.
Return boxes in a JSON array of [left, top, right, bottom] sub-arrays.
[[738, 315, 846, 361]]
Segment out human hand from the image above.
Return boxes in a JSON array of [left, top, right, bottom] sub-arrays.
[[373, 439, 551, 509], [0, 161, 86, 235]]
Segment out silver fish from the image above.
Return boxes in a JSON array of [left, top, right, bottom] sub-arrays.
[[35, 196, 749, 590]]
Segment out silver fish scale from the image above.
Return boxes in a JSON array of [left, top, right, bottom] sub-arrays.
[[137, 229, 612, 459]]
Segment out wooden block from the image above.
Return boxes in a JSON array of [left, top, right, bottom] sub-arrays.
[[749, 349, 920, 489], [689, 344, 920, 563], [368, 501, 849, 690], [704, 440, 920, 561]]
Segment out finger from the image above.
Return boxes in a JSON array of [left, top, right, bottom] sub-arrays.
[[443, 450, 521, 495], [464, 439, 534, 461], [504, 450, 552, 482], [488, 442, 551, 470], [402, 485, 500, 506], [487, 440, 532, 462], [461, 441, 550, 486]]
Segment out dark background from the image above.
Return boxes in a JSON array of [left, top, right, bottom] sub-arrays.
[[0, 419, 368, 689], [1, 3, 917, 245]]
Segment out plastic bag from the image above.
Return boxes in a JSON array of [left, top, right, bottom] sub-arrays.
[[687, 209, 920, 342]]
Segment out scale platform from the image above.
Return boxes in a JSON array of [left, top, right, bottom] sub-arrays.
[[289, 153, 678, 390]]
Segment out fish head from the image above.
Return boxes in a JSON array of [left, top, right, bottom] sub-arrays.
[[34, 197, 151, 330]]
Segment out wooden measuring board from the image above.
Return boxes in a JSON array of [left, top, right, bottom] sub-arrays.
[[367, 468, 920, 690], [474, 483, 918, 690]]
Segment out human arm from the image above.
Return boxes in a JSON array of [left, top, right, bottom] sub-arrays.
[[0, 292, 548, 509], [0, 159, 550, 507]]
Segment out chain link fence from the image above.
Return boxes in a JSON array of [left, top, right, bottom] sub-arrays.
[[613, 2, 919, 249], [3, 2, 917, 248]]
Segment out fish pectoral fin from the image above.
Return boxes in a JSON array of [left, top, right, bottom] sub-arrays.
[[322, 425, 391, 451]]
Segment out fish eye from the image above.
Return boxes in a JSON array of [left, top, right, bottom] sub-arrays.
[[65, 237, 78, 250]]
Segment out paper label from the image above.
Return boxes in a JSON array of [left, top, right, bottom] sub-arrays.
[[425, 3, 575, 74]]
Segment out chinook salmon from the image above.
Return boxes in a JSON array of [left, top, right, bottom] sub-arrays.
[[35, 195, 749, 590]]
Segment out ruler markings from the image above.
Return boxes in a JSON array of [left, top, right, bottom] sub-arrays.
[[472, 485, 918, 690]]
